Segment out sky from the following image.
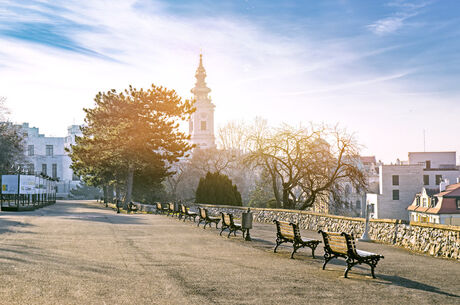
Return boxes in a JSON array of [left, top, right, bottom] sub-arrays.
[[0, 0, 459, 163]]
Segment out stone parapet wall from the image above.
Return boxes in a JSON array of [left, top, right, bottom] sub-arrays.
[[191, 203, 460, 260], [131, 202, 459, 260]]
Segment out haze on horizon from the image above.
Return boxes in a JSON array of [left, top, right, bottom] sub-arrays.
[[0, 0, 459, 164]]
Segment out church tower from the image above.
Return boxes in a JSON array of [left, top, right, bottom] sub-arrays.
[[189, 54, 216, 149]]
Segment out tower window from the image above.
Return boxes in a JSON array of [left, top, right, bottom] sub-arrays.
[[200, 121, 207, 131]]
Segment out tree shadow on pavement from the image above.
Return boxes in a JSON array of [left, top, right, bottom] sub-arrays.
[[0, 219, 35, 235]]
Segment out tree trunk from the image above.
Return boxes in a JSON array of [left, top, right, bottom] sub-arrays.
[[124, 165, 134, 209], [107, 184, 114, 203], [300, 194, 316, 210], [103, 185, 108, 207], [271, 175, 281, 208], [282, 187, 290, 209]]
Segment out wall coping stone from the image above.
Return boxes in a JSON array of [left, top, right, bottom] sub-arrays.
[[409, 221, 460, 232]]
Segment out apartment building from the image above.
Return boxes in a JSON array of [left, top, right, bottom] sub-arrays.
[[366, 152, 460, 221]]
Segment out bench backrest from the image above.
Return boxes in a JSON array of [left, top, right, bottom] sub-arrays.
[[180, 204, 186, 213], [274, 220, 295, 240], [169, 203, 174, 210], [199, 207, 207, 219], [156, 202, 162, 210], [221, 212, 234, 226], [319, 231, 350, 256], [342, 232, 358, 256]]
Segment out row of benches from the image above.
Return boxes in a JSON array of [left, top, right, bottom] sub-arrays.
[[156, 202, 246, 238], [153, 203, 384, 278], [273, 220, 384, 278]]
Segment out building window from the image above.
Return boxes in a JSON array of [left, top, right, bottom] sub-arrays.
[[457, 199, 460, 209], [392, 175, 399, 186], [42, 164, 47, 176], [416, 196, 420, 206], [46, 145, 53, 156], [52, 164, 57, 179], [392, 189, 399, 200], [200, 121, 207, 131], [425, 160, 431, 169], [356, 200, 361, 209], [422, 198, 427, 207], [435, 175, 442, 185], [28, 145, 34, 156], [28, 164, 34, 175], [423, 175, 429, 185]]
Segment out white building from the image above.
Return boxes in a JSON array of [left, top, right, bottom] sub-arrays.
[[189, 54, 216, 149], [366, 152, 460, 221], [18, 123, 82, 198]]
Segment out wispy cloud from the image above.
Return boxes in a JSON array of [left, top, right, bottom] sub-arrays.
[[367, 0, 431, 35], [0, 0, 458, 162]]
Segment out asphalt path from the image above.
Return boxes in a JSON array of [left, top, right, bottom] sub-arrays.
[[0, 200, 458, 305]]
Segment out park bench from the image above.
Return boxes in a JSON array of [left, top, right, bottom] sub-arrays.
[[167, 203, 179, 217], [197, 207, 220, 229], [273, 220, 321, 259], [318, 230, 384, 278], [127, 202, 138, 213], [220, 212, 244, 238], [156, 202, 168, 215], [179, 204, 198, 222]]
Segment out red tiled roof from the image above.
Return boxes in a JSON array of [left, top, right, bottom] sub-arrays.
[[407, 184, 460, 215], [437, 182, 460, 197]]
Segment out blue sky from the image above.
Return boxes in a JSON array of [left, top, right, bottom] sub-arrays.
[[0, 0, 459, 162]]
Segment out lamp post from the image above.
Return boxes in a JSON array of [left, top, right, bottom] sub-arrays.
[[359, 203, 372, 242]]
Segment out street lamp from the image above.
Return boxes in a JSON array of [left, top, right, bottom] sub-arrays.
[[359, 203, 373, 242]]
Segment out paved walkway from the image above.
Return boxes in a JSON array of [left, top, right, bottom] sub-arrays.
[[0, 200, 458, 305]]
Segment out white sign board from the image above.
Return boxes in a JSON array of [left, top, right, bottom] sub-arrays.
[[1, 175, 18, 194], [20, 175, 36, 194]]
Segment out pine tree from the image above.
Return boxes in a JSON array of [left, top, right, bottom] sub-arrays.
[[195, 172, 242, 206]]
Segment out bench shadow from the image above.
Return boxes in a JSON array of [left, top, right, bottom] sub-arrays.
[[375, 274, 460, 298]]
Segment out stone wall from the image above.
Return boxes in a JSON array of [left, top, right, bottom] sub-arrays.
[[193, 204, 460, 261], [132, 202, 460, 260]]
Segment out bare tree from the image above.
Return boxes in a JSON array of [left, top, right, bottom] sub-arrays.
[[217, 120, 248, 152], [0, 96, 10, 121], [246, 123, 366, 210]]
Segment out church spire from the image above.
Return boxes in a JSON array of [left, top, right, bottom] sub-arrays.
[[191, 53, 211, 103], [189, 53, 216, 149]]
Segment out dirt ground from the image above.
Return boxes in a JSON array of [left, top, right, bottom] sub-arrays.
[[0, 200, 458, 305]]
